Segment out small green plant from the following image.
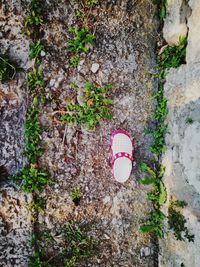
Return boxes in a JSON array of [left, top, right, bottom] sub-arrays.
[[139, 163, 167, 208], [186, 117, 194, 124], [62, 223, 95, 267], [25, 107, 43, 163], [29, 40, 44, 60], [68, 27, 96, 54], [139, 163, 167, 238], [28, 197, 46, 213], [28, 197, 46, 222], [0, 55, 16, 83], [158, 37, 187, 79], [70, 188, 82, 205], [70, 55, 80, 68], [29, 246, 53, 267], [69, 82, 79, 90], [43, 231, 55, 244], [29, 250, 45, 267], [25, 11, 43, 29], [168, 199, 194, 242], [75, 9, 84, 19], [85, 0, 98, 7], [29, 232, 55, 267], [67, 27, 95, 69], [27, 68, 45, 95], [61, 82, 113, 129], [153, 0, 168, 19], [28, 223, 95, 267], [140, 210, 166, 238], [148, 37, 187, 158], [24, 0, 44, 36], [14, 164, 49, 193]]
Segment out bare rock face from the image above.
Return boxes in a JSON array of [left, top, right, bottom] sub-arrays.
[[0, 185, 32, 267], [163, 0, 191, 45], [186, 0, 200, 64], [160, 0, 200, 266], [0, 76, 27, 175], [0, 0, 28, 176], [0, 0, 30, 68], [0, 2, 30, 266]]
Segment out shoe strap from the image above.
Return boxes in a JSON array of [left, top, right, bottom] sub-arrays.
[[112, 152, 133, 165]]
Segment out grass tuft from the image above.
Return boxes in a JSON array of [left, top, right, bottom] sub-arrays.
[[27, 68, 45, 95], [29, 40, 45, 60], [85, 0, 98, 7], [24, 0, 44, 36], [29, 223, 96, 267], [0, 55, 16, 83], [70, 188, 82, 205]]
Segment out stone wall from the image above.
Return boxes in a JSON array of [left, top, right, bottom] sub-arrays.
[[159, 0, 200, 266]]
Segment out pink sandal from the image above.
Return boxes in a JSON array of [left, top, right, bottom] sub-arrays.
[[110, 130, 134, 183]]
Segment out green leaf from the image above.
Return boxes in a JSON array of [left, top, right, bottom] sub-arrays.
[[174, 200, 187, 208], [139, 162, 148, 172], [139, 163, 156, 178], [140, 224, 156, 233], [158, 181, 167, 205], [139, 177, 156, 185], [156, 228, 164, 238], [160, 5, 165, 18]]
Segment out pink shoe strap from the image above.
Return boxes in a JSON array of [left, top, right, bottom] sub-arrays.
[[112, 152, 133, 165]]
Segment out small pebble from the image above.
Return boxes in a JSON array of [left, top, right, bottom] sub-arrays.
[[80, 59, 85, 65], [49, 79, 55, 87], [140, 247, 152, 258], [40, 50, 46, 57], [91, 63, 100, 73]]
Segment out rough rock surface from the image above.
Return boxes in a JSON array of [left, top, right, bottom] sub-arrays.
[[0, 0, 160, 266], [0, 184, 32, 267], [0, 76, 27, 175], [39, 1, 159, 266], [160, 0, 200, 266], [163, 0, 191, 45]]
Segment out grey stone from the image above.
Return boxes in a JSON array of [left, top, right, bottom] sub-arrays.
[[91, 63, 100, 73], [140, 247, 152, 258], [160, 1, 200, 266], [40, 50, 46, 57], [163, 0, 189, 45]]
